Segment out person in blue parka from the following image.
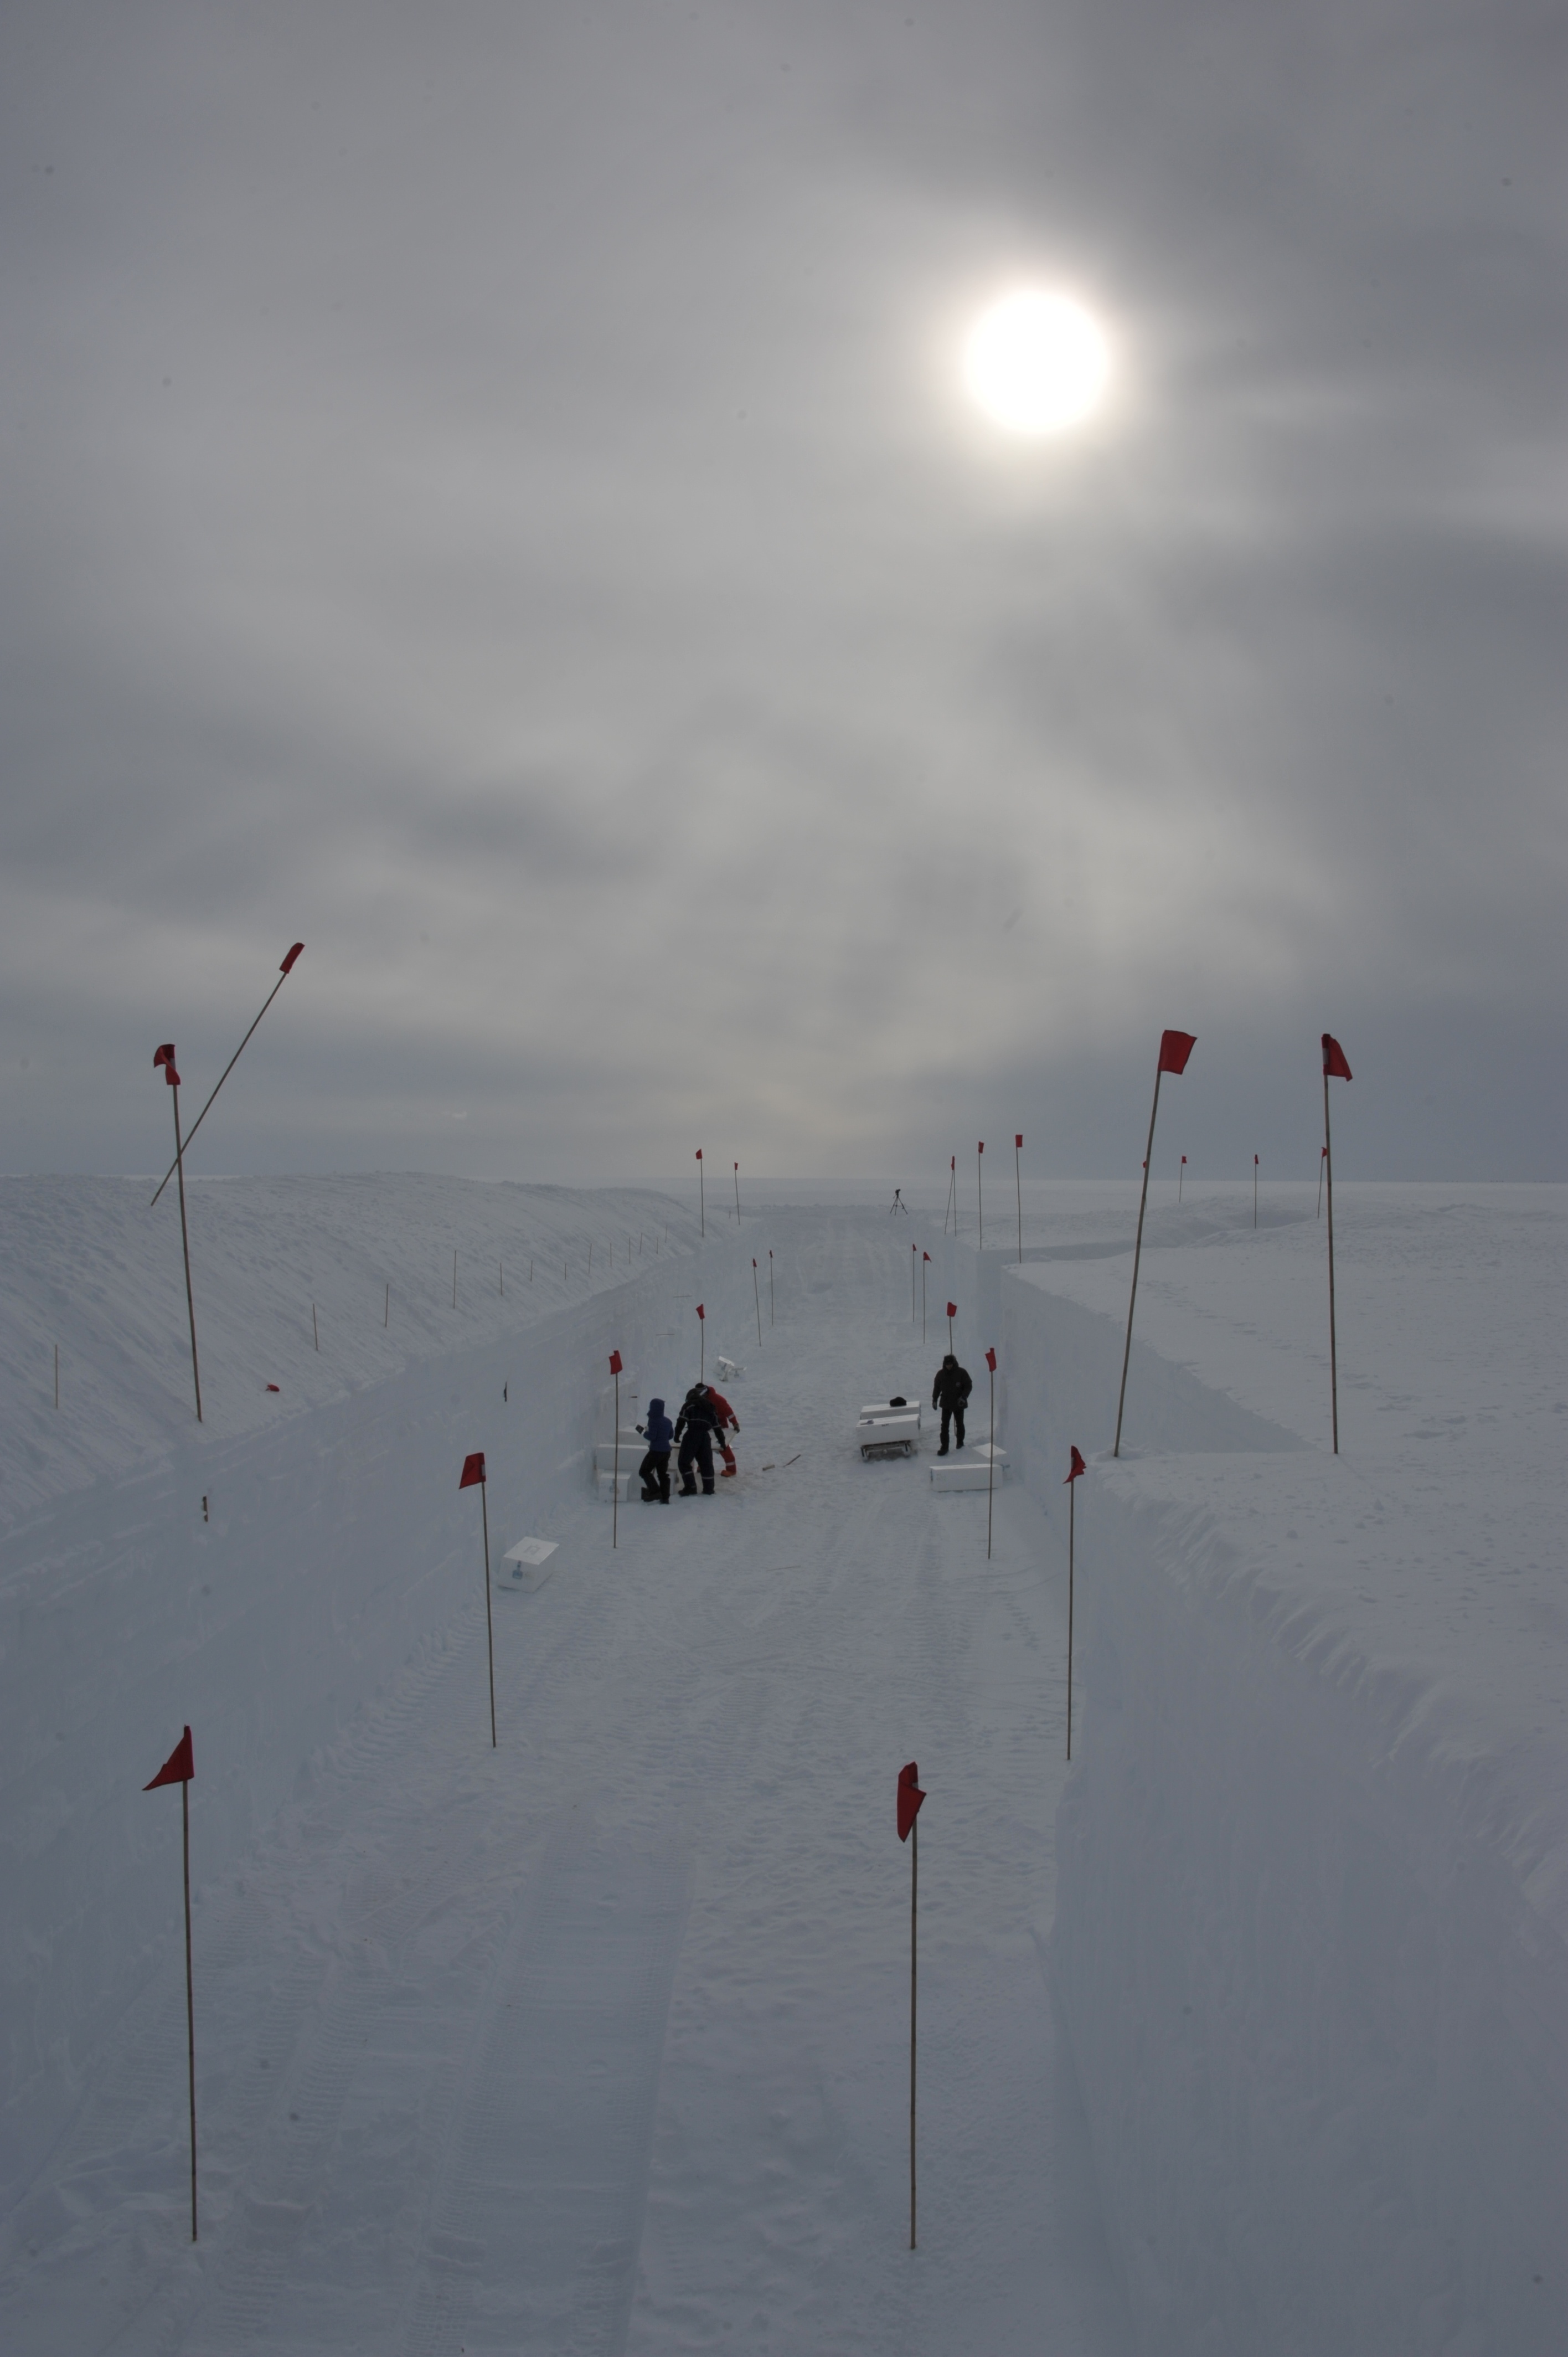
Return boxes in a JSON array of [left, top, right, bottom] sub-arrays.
[[636, 1397, 674, 1502]]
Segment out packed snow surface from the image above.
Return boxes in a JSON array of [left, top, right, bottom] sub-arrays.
[[1, 1173, 1564, 2354]]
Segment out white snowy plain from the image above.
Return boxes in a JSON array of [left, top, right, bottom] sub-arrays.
[[0, 1172, 1564, 2355]]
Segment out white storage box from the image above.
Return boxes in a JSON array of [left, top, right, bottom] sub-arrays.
[[857, 1411, 921, 1460], [930, 1458, 1004, 1493], [501, 1537, 558, 1592], [859, 1399, 921, 1425], [596, 1469, 635, 1502]]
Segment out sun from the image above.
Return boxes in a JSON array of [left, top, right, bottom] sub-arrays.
[[963, 291, 1110, 436]]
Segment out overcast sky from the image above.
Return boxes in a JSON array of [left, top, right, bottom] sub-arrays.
[[3, 0, 1563, 1185]]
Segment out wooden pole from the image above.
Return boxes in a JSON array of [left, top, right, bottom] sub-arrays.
[[698, 1152, 705, 1237], [754, 1259, 763, 1348], [769, 1249, 774, 1324], [986, 1357, 996, 1561], [1324, 1072, 1339, 1454], [1067, 1476, 1076, 1761], [1015, 1136, 1023, 1265], [945, 1156, 957, 1236], [612, 1365, 620, 1551], [481, 1479, 496, 1746], [1112, 1072, 1162, 1458], [384, 1282, 389, 1327], [921, 1256, 927, 1344], [312, 1302, 319, 1351], [1317, 1146, 1325, 1218], [910, 1812, 918, 2252], [148, 945, 303, 1208], [1254, 1155, 1259, 1227], [977, 1141, 984, 1248], [170, 1079, 203, 1424], [182, 1777, 197, 2241]]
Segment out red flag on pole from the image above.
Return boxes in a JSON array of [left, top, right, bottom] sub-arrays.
[[897, 1760, 926, 1841], [145, 1726, 194, 1788], [696, 1303, 705, 1320], [459, 1452, 486, 1489], [1322, 1033, 1353, 1081], [945, 1302, 957, 1320], [608, 1350, 622, 1375], [1065, 1445, 1087, 1483], [985, 1347, 997, 1371], [923, 1251, 931, 1262], [1158, 1029, 1197, 1075], [154, 1043, 180, 1085], [695, 1148, 703, 1160], [280, 941, 305, 975], [1015, 1134, 1023, 1149]]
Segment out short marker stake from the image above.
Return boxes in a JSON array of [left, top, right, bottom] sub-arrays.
[[696, 1301, 705, 1382], [768, 1248, 774, 1324], [54, 1343, 59, 1409], [946, 1300, 956, 1355], [945, 1155, 957, 1236], [144, 1727, 198, 2239], [922, 1252, 930, 1343], [458, 1453, 496, 1746], [1179, 1153, 1187, 1203], [1254, 1153, 1260, 1227], [1064, 1447, 1087, 1757], [734, 1161, 741, 1221], [897, 1762, 926, 2251]]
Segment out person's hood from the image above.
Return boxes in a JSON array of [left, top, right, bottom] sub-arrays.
[[942, 1355, 957, 1368], [648, 1397, 664, 1416]]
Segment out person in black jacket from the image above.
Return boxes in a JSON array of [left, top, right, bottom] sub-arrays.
[[932, 1354, 972, 1455], [673, 1383, 721, 1495]]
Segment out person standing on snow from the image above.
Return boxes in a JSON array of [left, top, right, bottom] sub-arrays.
[[636, 1397, 674, 1502], [704, 1383, 741, 1478], [673, 1383, 722, 1495], [931, 1354, 972, 1455]]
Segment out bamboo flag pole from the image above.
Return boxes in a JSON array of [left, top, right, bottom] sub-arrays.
[[149, 945, 304, 1207], [946, 1299, 956, 1355], [144, 1727, 198, 2240], [753, 1259, 763, 1347], [1317, 1145, 1327, 1217], [54, 1343, 59, 1409], [696, 1149, 705, 1237], [897, 1762, 926, 2251], [1322, 1035, 1353, 1453], [768, 1249, 774, 1324], [1179, 1153, 1187, 1202], [985, 1347, 998, 1560], [1014, 1134, 1023, 1263], [696, 1301, 705, 1382], [945, 1155, 957, 1236], [977, 1141, 984, 1248], [1113, 1030, 1196, 1458], [609, 1352, 623, 1548], [459, 1454, 496, 1745], [911, 1242, 917, 1322], [922, 1252, 929, 1344], [734, 1161, 741, 1221], [1254, 1154, 1260, 1227], [154, 1046, 203, 1423], [1064, 1447, 1086, 1758]]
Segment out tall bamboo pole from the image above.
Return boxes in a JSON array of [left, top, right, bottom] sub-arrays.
[[1324, 1073, 1339, 1454], [160, 1058, 203, 1423], [910, 1811, 918, 2252], [1112, 1076, 1162, 1459]]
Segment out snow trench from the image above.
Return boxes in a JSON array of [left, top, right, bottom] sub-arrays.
[[935, 1236, 1568, 2357]]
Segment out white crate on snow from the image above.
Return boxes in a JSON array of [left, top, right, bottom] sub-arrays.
[[930, 1458, 1005, 1493], [500, 1537, 559, 1593]]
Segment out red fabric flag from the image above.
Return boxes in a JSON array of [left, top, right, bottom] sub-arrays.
[[1322, 1033, 1353, 1081], [459, 1451, 486, 1489], [897, 1761, 926, 1841], [946, 1301, 957, 1319], [1254, 1155, 1260, 1166], [734, 1162, 738, 1172], [280, 941, 305, 974], [608, 1350, 623, 1375], [1015, 1134, 1023, 1149], [1158, 1029, 1197, 1075], [922, 1250, 931, 1262], [752, 1258, 757, 1268], [266, 1383, 280, 1392], [144, 1726, 194, 1789], [978, 1140, 984, 1154], [695, 1148, 703, 1160], [1064, 1445, 1087, 1483], [696, 1303, 705, 1321], [985, 1347, 997, 1372], [950, 1156, 955, 1171], [154, 1042, 180, 1085], [1181, 1155, 1187, 1165]]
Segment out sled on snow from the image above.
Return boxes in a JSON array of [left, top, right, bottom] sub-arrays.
[[857, 1398, 922, 1460]]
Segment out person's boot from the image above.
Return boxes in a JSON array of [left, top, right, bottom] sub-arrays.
[[679, 1481, 697, 1496], [641, 1489, 658, 1502], [937, 1444, 948, 1457], [702, 1483, 715, 1495]]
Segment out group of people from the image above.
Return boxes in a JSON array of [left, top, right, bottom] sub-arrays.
[[629, 1354, 971, 1502], [634, 1382, 740, 1500]]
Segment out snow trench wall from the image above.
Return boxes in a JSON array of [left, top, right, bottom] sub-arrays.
[[961, 1241, 1568, 2356], [0, 1241, 757, 2202]]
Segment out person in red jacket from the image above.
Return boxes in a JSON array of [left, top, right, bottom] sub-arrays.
[[704, 1384, 741, 1478]]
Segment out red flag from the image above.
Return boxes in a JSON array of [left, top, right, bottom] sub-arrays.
[[946, 1301, 957, 1319], [608, 1350, 622, 1375], [978, 1140, 984, 1154], [1254, 1154, 1259, 1167], [734, 1161, 738, 1172], [922, 1251, 931, 1263], [985, 1347, 997, 1372], [1322, 1033, 1352, 1081], [280, 941, 305, 975], [752, 1258, 757, 1268], [1158, 1030, 1197, 1075], [145, 1726, 194, 1789], [1181, 1155, 1187, 1166], [696, 1303, 705, 1321], [898, 1760, 925, 1841], [154, 1043, 180, 1085], [459, 1451, 485, 1489], [266, 1383, 280, 1392], [950, 1156, 955, 1171], [1064, 1445, 1087, 1483], [1015, 1134, 1023, 1149], [695, 1148, 703, 1161]]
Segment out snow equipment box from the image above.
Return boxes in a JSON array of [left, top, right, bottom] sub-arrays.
[[857, 1398, 922, 1460]]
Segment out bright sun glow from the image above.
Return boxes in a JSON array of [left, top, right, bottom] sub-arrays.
[[963, 291, 1110, 435]]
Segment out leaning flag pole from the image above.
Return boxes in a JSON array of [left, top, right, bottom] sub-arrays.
[[149, 944, 304, 1208], [154, 1046, 203, 1422], [696, 1302, 705, 1382], [752, 1260, 762, 1348], [1322, 1035, 1353, 1454], [609, 1352, 623, 1548], [984, 1348, 998, 1560], [696, 1149, 704, 1238], [1014, 1135, 1023, 1263], [1113, 1030, 1196, 1457], [1064, 1448, 1086, 1758], [898, 1762, 926, 2250], [459, 1453, 496, 1746], [145, 1727, 198, 2240]]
